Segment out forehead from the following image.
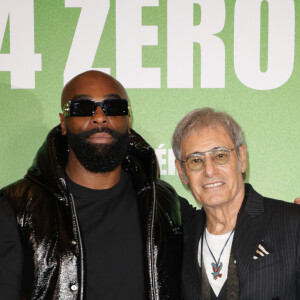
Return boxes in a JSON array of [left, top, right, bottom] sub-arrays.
[[62, 73, 128, 107], [181, 126, 234, 156]]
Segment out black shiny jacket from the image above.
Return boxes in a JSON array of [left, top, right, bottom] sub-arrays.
[[3, 125, 183, 299]]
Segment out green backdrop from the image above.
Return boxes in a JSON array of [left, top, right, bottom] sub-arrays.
[[0, 0, 299, 206]]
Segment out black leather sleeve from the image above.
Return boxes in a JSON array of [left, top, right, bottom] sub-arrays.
[[0, 190, 23, 300]]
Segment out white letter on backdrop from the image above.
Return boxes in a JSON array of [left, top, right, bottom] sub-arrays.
[[167, 0, 225, 88], [64, 0, 110, 84], [116, 0, 160, 88], [155, 144, 167, 175], [0, 0, 41, 89], [234, 0, 295, 90]]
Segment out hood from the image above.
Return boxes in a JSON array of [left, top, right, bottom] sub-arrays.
[[26, 125, 159, 195]]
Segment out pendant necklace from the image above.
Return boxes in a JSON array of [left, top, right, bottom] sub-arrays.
[[204, 227, 235, 280]]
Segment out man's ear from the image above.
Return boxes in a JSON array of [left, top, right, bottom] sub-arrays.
[[59, 113, 67, 136], [175, 159, 188, 185], [239, 144, 247, 173]]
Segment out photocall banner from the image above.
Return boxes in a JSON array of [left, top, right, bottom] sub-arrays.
[[0, 0, 299, 206]]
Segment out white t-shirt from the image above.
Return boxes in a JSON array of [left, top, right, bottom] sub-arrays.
[[198, 228, 234, 296]]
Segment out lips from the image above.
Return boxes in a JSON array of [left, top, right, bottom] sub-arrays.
[[87, 132, 113, 143], [203, 181, 224, 189]]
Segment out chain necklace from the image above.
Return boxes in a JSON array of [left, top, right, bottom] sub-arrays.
[[204, 227, 235, 280]]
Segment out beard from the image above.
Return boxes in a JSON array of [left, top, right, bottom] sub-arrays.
[[66, 126, 129, 173]]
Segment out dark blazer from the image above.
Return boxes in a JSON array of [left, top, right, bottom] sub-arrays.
[[181, 184, 300, 300]]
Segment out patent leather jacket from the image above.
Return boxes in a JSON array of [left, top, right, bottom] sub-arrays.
[[2, 125, 183, 299]]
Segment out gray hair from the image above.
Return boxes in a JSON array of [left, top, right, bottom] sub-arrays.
[[172, 107, 244, 164]]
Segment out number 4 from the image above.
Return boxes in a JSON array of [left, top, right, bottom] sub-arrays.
[[0, 0, 41, 89]]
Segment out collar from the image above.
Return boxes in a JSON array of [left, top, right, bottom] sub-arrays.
[[26, 125, 159, 196]]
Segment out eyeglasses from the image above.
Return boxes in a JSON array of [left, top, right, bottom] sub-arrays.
[[63, 99, 129, 117], [181, 147, 235, 172]]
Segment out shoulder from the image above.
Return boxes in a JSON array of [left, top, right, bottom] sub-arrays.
[[1, 178, 51, 214], [153, 179, 203, 224], [150, 179, 183, 233], [0, 188, 17, 222], [0, 186, 22, 238], [155, 178, 176, 193], [1, 178, 30, 203], [246, 184, 300, 223], [154, 179, 180, 210], [154, 179, 196, 211], [263, 196, 300, 221]]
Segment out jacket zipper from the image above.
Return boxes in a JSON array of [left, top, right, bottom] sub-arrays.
[[69, 193, 84, 300], [59, 177, 84, 299], [150, 182, 158, 300]]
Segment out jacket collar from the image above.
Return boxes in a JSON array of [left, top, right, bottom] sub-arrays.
[[26, 125, 158, 196], [243, 183, 264, 217]]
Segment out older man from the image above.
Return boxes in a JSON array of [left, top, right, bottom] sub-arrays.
[[0, 71, 184, 299], [172, 107, 300, 300]]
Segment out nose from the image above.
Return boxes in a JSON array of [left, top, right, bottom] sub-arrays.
[[90, 106, 108, 125], [202, 154, 216, 177]]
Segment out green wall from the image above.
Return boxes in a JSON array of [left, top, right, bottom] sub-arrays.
[[1, 0, 299, 206]]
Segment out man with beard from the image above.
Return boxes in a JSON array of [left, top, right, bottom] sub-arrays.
[[0, 71, 186, 299]]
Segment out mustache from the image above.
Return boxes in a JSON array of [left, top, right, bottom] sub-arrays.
[[78, 127, 119, 139]]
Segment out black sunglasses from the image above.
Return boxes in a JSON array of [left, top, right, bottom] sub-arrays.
[[63, 99, 129, 117]]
